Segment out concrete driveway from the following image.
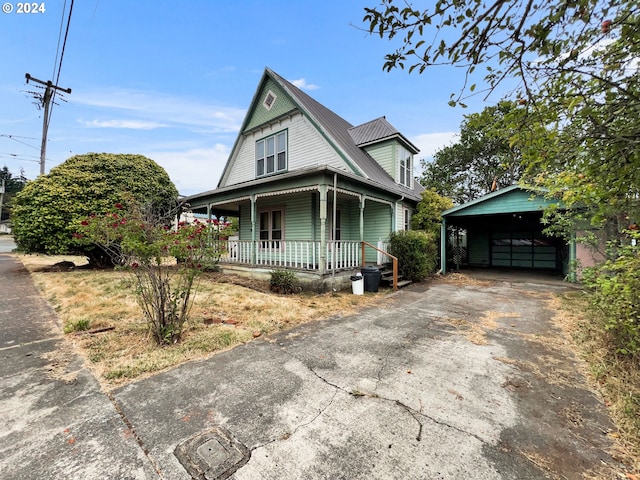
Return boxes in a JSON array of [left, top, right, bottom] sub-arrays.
[[0, 254, 627, 479]]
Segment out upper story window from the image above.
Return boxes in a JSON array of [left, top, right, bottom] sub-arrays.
[[399, 147, 412, 188], [256, 131, 287, 177]]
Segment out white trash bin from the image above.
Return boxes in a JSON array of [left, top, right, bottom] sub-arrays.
[[351, 273, 364, 295]]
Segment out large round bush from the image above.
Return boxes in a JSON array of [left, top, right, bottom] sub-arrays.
[[12, 153, 178, 263]]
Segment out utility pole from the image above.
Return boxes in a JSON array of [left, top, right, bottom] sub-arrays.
[[25, 73, 72, 176], [0, 178, 5, 223]]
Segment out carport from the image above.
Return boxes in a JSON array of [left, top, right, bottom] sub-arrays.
[[440, 185, 574, 277]]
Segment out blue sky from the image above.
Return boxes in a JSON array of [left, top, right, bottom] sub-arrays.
[[0, 0, 500, 195]]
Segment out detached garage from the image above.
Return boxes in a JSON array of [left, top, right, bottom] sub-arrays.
[[440, 185, 573, 277]]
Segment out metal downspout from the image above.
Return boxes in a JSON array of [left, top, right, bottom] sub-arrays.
[[440, 217, 447, 274]]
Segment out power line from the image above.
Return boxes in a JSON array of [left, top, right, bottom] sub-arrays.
[[49, 0, 74, 127], [51, 0, 67, 82], [55, 0, 74, 88], [0, 134, 41, 151]]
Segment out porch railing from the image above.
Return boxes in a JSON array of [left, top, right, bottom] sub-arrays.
[[363, 241, 398, 291], [219, 239, 397, 290], [222, 240, 361, 270]]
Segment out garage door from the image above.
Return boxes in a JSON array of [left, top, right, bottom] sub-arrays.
[[491, 232, 557, 269]]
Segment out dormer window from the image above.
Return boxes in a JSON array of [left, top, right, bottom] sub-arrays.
[[399, 148, 412, 188], [263, 90, 277, 110]]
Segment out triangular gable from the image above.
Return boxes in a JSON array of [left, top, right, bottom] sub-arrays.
[[443, 185, 560, 217], [244, 77, 297, 132], [217, 68, 365, 188], [216, 68, 423, 201]]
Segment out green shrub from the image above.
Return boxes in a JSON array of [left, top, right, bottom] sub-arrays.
[[12, 153, 178, 266], [583, 231, 640, 357], [270, 269, 299, 294], [388, 230, 438, 282]]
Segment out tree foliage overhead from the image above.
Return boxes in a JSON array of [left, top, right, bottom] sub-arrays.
[[12, 153, 178, 260], [0, 166, 27, 221], [364, 0, 640, 233], [421, 101, 526, 204]]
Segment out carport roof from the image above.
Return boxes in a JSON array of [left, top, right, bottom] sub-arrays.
[[442, 185, 561, 218]]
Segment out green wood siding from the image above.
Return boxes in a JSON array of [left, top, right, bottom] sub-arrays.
[[237, 193, 314, 241], [340, 201, 360, 241], [363, 140, 395, 180], [468, 230, 490, 266], [363, 201, 392, 262], [245, 79, 297, 131], [239, 202, 251, 240]]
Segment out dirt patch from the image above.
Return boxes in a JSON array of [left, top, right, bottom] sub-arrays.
[[40, 342, 78, 384], [438, 272, 495, 287]]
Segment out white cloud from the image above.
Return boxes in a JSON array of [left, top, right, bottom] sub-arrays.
[[80, 119, 167, 130], [143, 144, 231, 196], [291, 78, 320, 91], [411, 132, 459, 160], [71, 87, 246, 133]]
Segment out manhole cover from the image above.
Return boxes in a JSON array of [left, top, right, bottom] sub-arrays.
[[174, 427, 250, 480]]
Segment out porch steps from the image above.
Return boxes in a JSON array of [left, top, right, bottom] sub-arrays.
[[379, 266, 412, 289]]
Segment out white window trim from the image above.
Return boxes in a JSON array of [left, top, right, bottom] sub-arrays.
[[258, 207, 285, 249], [403, 208, 411, 231], [399, 147, 413, 189], [256, 130, 288, 178]]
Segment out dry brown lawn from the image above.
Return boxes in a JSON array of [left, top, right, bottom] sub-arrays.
[[19, 254, 387, 390]]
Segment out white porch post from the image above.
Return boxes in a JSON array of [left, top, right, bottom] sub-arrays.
[[359, 195, 365, 241], [319, 185, 327, 274], [250, 194, 257, 264]]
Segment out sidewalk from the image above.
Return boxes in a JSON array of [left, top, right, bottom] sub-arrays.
[[0, 254, 157, 479]]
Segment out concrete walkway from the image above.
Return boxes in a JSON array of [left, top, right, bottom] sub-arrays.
[[0, 254, 156, 479], [0, 253, 628, 479]]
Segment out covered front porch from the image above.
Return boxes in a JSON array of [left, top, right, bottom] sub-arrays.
[[186, 166, 404, 291]]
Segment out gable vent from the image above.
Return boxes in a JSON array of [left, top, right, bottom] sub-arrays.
[[263, 90, 277, 110]]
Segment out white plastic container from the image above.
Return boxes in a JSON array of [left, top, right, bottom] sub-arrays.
[[351, 273, 364, 295]]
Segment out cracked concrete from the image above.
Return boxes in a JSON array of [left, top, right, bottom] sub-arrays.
[[110, 274, 626, 479], [1, 251, 629, 479]]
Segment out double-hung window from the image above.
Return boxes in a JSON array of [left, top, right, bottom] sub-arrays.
[[256, 131, 287, 177], [399, 148, 412, 188], [259, 209, 283, 249]]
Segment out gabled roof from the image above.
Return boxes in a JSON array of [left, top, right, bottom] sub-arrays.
[[349, 117, 419, 153], [442, 185, 559, 217], [217, 68, 423, 201]]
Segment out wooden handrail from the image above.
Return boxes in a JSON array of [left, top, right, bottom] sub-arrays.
[[361, 241, 398, 291]]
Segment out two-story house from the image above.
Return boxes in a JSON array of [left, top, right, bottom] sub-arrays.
[[185, 68, 424, 291]]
